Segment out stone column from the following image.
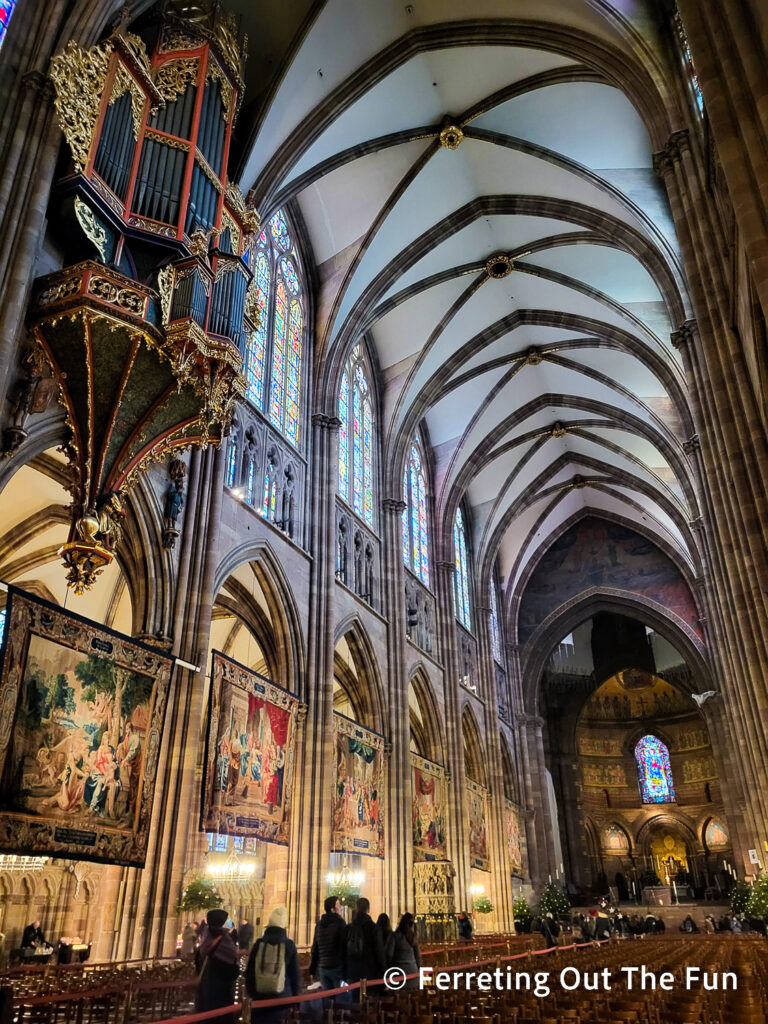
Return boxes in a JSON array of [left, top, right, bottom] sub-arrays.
[[521, 715, 558, 891], [380, 498, 413, 916], [433, 560, 471, 907], [476, 603, 513, 930], [287, 414, 340, 945], [119, 443, 225, 957]]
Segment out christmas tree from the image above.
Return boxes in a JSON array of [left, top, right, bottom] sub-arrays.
[[746, 874, 768, 920], [730, 879, 752, 915], [538, 882, 570, 918]]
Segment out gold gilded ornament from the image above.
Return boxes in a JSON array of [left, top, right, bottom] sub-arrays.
[[49, 39, 113, 171], [74, 198, 108, 262], [439, 123, 464, 150], [154, 57, 200, 103]]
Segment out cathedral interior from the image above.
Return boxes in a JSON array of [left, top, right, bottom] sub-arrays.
[[0, 0, 767, 1011]]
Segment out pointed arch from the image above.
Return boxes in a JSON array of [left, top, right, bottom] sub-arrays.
[[402, 432, 431, 586], [462, 704, 487, 788], [408, 667, 446, 765], [337, 341, 377, 527], [453, 504, 471, 630], [333, 615, 386, 734], [214, 541, 306, 698], [499, 733, 518, 804]]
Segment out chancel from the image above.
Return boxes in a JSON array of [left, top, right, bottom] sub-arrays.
[[0, 0, 767, 1020]]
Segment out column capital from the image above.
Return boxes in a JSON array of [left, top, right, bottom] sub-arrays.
[[296, 701, 309, 722], [22, 69, 56, 101], [381, 497, 406, 515], [652, 129, 690, 177], [683, 434, 700, 454], [671, 318, 697, 349], [311, 413, 342, 431], [436, 559, 455, 575]]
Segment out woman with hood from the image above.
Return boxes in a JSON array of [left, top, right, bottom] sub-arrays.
[[194, 909, 240, 1020]]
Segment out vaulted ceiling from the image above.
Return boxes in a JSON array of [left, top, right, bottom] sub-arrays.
[[236, 0, 700, 634]]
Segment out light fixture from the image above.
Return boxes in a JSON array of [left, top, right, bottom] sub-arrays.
[[230, 486, 246, 500], [469, 883, 485, 896], [205, 851, 256, 880]]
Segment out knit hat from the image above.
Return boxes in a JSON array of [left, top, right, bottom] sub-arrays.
[[268, 906, 287, 929], [207, 909, 228, 927]]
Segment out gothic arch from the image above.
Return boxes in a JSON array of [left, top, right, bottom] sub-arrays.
[[214, 542, 306, 698], [499, 734, 518, 804], [408, 667, 446, 765], [461, 704, 487, 789], [520, 589, 713, 715], [333, 616, 387, 734]]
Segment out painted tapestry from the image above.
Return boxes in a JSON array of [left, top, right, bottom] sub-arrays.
[[202, 651, 298, 843], [332, 714, 384, 859], [504, 800, 523, 875], [466, 779, 489, 871], [0, 588, 171, 866], [411, 754, 447, 861]]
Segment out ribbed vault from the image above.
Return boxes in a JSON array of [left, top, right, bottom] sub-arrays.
[[236, 1, 700, 634]]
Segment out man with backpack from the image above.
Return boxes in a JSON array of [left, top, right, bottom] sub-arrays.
[[309, 896, 347, 996], [245, 906, 300, 1024], [345, 897, 385, 1000]]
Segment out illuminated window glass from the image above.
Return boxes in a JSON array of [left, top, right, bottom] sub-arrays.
[[635, 735, 676, 803], [225, 437, 237, 488], [245, 459, 255, 506], [0, 0, 17, 49], [337, 344, 375, 527], [489, 580, 502, 663], [453, 507, 471, 629], [241, 211, 304, 445], [402, 438, 430, 586], [672, 8, 704, 115]]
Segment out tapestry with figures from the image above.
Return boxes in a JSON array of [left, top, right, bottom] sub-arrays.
[[202, 651, 299, 843], [466, 779, 489, 871], [332, 713, 384, 858], [411, 753, 448, 860], [0, 587, 172, 866], [505, 800, 523, 875]]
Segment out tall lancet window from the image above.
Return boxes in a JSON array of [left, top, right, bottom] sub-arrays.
[[489, 579, 502, 663], [0, 1, 17, 48], [635, 735, 676, 803], [453, 507, 471, 629], [402, 438, 430, 586], [244, 209, 305, 445], [337, 344, 375, 526]]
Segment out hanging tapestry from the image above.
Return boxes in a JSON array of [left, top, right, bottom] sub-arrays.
[[466, 779, 489, 870], [411, 753, 447, 861], [504, 800, 523, 875], [332, 713, 384, 858], [202, 651, 298, 843], [0, 587, 171, 866]]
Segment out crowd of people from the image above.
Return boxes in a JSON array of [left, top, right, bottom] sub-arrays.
[[192, 897, 427, 1023], [534, 908, 768, 945]]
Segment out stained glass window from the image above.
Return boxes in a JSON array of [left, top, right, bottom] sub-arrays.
[[0, 0, 17, 48], [285, 300, 302, 445], [245, 459, 255, 506], [635, 735, 676, 803], [241, 211, 304, 445], [453, 508, 471, 629], [225, 437, 237, 488], [269, 210, 291, 251], [337, 345, 375, 527], [402, 437, 430, 586], [489, 579, 502, 663]]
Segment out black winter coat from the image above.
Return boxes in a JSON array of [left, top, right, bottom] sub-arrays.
[[309, 913, 347, 975], [345, 913, 385, 983]]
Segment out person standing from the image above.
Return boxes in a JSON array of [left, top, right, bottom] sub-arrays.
[[180, 922, 197, 961], [310, 897, 347, 994], [457, 911, 473, 941], [389, 913, 421, 989], [375, 913, 395, 965], [238, 918, 254, 952], [194, 909, 240, 1020], [345, 898, 385, 998], [245, 906, 300, 1024]]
